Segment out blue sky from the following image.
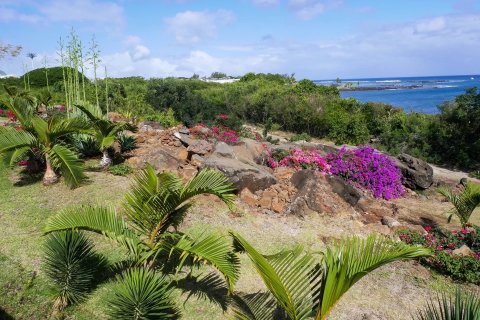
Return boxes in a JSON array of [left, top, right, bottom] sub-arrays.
[[1, 0, 479, 79]]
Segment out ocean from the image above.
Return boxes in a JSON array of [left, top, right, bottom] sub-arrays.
[[314, 75, 480, 114]]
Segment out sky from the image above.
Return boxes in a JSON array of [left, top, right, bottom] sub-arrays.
[[1, 0, 480, 79]]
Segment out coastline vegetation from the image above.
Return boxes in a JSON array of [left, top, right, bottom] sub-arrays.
[[2, 70, 478, 172]]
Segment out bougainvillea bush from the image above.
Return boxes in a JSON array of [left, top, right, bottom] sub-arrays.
[[188, 114, 239, 145], [326, 145, 404, 200], [398, 226, 480, 284], [265, 147, 330, 173]]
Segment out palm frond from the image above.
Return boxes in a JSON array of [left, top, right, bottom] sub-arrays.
[[48, 144, 85, 188], [438, 183, 480, 227], [170, 231, 240, 293], [229, 292, 282, 320], [0, 127, 36, 153], [43, 230, 104, 308], [181, 168, 237, 209], [317, 235, 431, 320], [48, 115, 92, 141], [414, 289, 480, 320], [30, 116, 49, 144], [44, 205, 143, 258], [1, 92, 35, 126], [1, 146, 30, 167], [124, 165, 184, 237], [106, 267, 181, 320], [231, 232, 322, 320]]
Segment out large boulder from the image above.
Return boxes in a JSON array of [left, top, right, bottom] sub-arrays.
[[396, 154, 433, 190], [286, 170, 354, 216], [127, 148, 180, 172], [201, 155, 277, 193], [187, 140, 214, 156]]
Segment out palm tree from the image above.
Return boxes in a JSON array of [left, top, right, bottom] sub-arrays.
[[438, 182, 480, 228], [43, 165, 239, 312], [229, 233, 431, 320], [415, 289, 480, 320], [76, 103, 135, 168], [0, 91, 90, 187]]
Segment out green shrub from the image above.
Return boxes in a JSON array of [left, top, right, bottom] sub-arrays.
[[289, 132, 312, 142], [118, 134, 136, 153], [145, 108, 180, 128], [74, 135, 101, 158], [108, 163, 133, 176], [397, 226, 480, 284]]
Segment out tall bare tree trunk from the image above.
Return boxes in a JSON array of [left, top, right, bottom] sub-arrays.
[[43, 155, 59, 185]]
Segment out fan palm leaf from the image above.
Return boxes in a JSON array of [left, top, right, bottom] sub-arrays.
[[229, 292, 281, 320], [317, 235, 431, 320], [414, 289, 480, 320], [438, 182, 480, 227]]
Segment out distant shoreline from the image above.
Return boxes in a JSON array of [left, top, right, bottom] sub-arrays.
[[339, 85, 423, 91]]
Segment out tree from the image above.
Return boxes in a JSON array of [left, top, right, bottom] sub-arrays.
[[229, 233, 431, 320], [43, 165, 239, 313], [0, 89, 90, 187], [211, 71, 227, 79], [76, 103, 135, 168], [438, 181, 480, 228]]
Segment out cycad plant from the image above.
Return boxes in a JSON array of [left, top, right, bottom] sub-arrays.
[[44, 165, 239, 316], [415, 289, 480, 320], [229, 233, 431, 320], [43, 230, 105, 310], [76, 103, 135, 168], [0, 92, 90, 187], [438, 182, 480, 228]]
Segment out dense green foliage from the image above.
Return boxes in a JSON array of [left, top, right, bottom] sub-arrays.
[[398, 226, 480, 284], [2, 72, 479, 170]]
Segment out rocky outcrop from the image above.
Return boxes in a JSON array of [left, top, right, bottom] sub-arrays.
[[396, 154, 433, 190], [284, 170, 355, 216], [187, 140, 214, 156], [202, 155, 277, 193]]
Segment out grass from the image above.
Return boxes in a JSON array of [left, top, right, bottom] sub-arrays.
[[0, 162, 478, 319]]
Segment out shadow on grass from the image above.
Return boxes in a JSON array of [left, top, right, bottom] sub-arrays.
[[0, 308, 14, 320], [13, 171, 43, 187], [175, 273, 230, 311]]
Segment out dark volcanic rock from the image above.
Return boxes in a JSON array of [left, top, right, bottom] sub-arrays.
[[396, 154, 433, 190]]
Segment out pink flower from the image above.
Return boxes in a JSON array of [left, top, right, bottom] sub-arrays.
[[424, 226, 432, 233], [447, 243, 456, 249], [436, 245, 444, 251], [461, 229, 470, 235], [58, 104, 66, 112], [217, 114, 229, 120], [18, 160, 29, 166]]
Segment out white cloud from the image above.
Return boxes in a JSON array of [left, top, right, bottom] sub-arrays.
[[288, 0, 343, 20], [165, 9, 234, 45]]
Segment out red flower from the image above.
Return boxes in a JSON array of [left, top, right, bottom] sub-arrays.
[[461, 229, 470, 235], [217, 114, 229, 120], [6, 110, 16, 122], [436, 245, 444, 251], [424, 226, 432, 233], [447, 243, 456, 249]]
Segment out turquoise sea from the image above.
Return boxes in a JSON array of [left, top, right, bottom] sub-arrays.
[[314, 75, 480, 114]]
